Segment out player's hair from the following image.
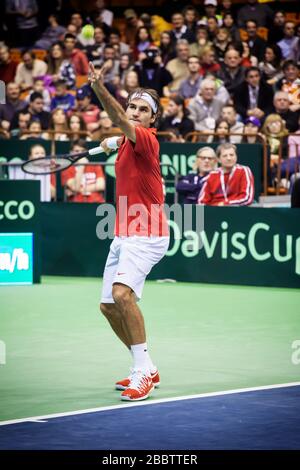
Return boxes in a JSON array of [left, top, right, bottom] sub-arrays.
[[127, 88, 162, 125], [216, 143, 237, 158]]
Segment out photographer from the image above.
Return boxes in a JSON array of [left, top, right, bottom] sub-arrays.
[[134, 46, 173, 97]]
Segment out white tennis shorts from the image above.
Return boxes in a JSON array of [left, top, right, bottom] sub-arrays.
[[101, 235, 170, 303]]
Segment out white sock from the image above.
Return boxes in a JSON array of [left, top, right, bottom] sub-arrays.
[[131, 343, 151, 375]]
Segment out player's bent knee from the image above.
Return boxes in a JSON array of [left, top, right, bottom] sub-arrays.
[[100, 302, 113, 317], [112, 284, 133, 306]]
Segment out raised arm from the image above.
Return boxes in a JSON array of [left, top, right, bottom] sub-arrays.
[[88, 61, 136, 143]]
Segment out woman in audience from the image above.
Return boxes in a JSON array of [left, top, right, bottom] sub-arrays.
[[115, 70, 140, 109], [133, 27, 154, 60], [159, 31, 176, 65], [258, 44, 283, 84], [43, 108, 69, 141], [47, 42, 76, 89], [208, 118, 230, 143], [262, 114, 288, 168], [67, 112, 92, 141], [20, 119, 45, 140]]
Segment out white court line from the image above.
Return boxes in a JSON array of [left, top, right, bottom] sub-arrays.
[[1, 381, 300, 427]]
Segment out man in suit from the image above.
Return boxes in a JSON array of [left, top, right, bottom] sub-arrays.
[[233, 66, 274, 122]]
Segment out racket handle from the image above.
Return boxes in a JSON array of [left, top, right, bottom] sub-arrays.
[[88, 145, 104, 156]]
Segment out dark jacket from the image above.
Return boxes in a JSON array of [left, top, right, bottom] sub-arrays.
[[158, 115, 194, 138], [217, 65, 246, 96], [233, 81, 274, 120], [176, 172, 208, 204]]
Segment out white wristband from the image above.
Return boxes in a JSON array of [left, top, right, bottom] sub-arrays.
[[107, 136, 120, 150]]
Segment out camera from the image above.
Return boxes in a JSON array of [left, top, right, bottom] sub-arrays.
[[144, 49, 159, 60]]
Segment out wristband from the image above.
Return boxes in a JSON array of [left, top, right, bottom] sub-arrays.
[[107, 136, 120, 150]]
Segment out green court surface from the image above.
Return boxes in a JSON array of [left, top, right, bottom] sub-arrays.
[[1, 276, 299, 422]]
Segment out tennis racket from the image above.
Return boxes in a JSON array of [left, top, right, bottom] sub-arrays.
[[21, 145, 105, 175]]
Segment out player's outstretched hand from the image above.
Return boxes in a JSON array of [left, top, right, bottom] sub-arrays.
[[88, 61, 112, 88]]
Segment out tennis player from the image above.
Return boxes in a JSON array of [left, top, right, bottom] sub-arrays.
[[89, 62, 169, 401]]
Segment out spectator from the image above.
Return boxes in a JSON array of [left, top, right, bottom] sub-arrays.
[[20, 119, 44, 140], [240, 41, 257, 68], [0, 82, 26, 124], [0, 45, 18, 84], [273, 91, 299, 133], [205, 74, 230, 106], [9, 109, 31, 137], [233, 66, 274, 122], [237, 0, 274, 28], [277, 22, 298, 60], [207, 118, 230, 143], [158, 95, 194, 139], [34, 13, 66, 49], [11, 91, 50, 130], [92, 0, 113, 28], [115, 70, 140, 109], [165, 39, 190, 95], [198, 143, 254, 206], [220, 104, 244, 144], [70, 12, 83, 35], [25, 144, 56, 200], [86, 26, 106, 62], [43, 108, 69, 141], [222, 13, 240, 42], [200, 1, 223, 27], [117, 54, 134, 85], [15, 50, 47, 91], [176, 146, 217, 204], [98, 110, 119, 137], [5, 0, 39, 47], [218, 48, 246, 95], [199, 46, 221, 76], [75, 87, 100, 133], [63, 33, 89, 75], [123, 9, 140, 48], [188, 78, 223, 132], [61, 139, 105, 203], [190, 25, 213, 58], [288, 115, 300, 158], [24, 77, 51, 112], [268, 11, 286, 44], [245, 19, 267, 63], [262, 113, 288, 168], [94, 45, 120, 90], [258, 44, 283, 84], [242, 116, 261, 144], [67, 112, 92, 142], [133, 27, 154, 60], [178, 55, 202, 99], [206, 16, 219, 41], [109, 28, 130, 58], [50, 79, 75, 112], [134, 46, 173, 98], [213, 27, 232, 62], [275, 60, 300, 113], [47, 42, 76, 89], [182, 5, 198, 37], [170, 12, 195, 45], [220, 0, 237, 20], [159, 31, 176, 65]]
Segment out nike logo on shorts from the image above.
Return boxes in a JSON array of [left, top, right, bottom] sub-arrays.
[[117, 272, 126, 275]]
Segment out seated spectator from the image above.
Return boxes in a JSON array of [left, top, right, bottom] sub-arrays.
[[222, 13, 240, 42], [123, 9, 140, 49], [117, 54, 134, 86], [242, 116, 261, 144], [15, 50, 47, 91], [207, 118, 230, 143], [0, 82, 26, 125], [188, 78, 223, 133], [0, 45, 18, 84], [288, 115, 300, 158], [182, 5, 198, 37], [9, 144, 56, 201], [50, 79, 75, 112], [26, 77, 52, 112], [213, 27, 232, 62], [47, 42, 76, 89], [63, 33, 89, 75], [205, 73, 230, 106], [199, 46, 221, 76], [275, 60, 300, 113], [178, 56, 202, 99], [93, 0, 114, 27], [69, 13, 83, 35], [109, 29, 130, 59], [277, 22, 298, 60], [86, 26, 107, 62], [93, 45, 120, 92], [245, 19, 267, 63], [20, 119, 44, 140], [241, 41, 258, 68], [189, 25, 213, 58], [61, 139, 105, 203], [115, 70, 140, 109], [43, 108, 69, 141], [133, 26, 155, 60], [11, 92, 50, 130], [217, 48, 246, 96], [165, 39, 190, 95], [198, 143, 254, 206], [233, 66, 274, 122], [220, 104, 244, 143], [258, 44, 283, 85], [158, 96, 194, 139], [159, 31, 176, 65], [237, 0, 274, 28], [268, 11, 286, 45], [9, 110, 31, 138], [5, 0, 40, 47], [261, 114, 288, 168], [272, 91, 299, 132], [169, 12, 195, 45], [134, 46, 172, 97], [200, 1, 223, 27], [67, 112, 92, 141], [176, 146, 217, 203], [74, 87, 100, 133], [34, 14, 66, 49]]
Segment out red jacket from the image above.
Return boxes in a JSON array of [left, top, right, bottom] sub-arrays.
[[198, 165, 254, 206]]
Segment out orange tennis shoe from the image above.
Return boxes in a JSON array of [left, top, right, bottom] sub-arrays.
[[116, 368, 160, 391], [121, 369, 154, 401]]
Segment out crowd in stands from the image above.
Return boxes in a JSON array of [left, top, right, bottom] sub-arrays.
[[0, 0, 300, 204]]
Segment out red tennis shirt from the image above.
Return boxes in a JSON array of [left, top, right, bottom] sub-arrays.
[[115, 126, 168, 237]]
